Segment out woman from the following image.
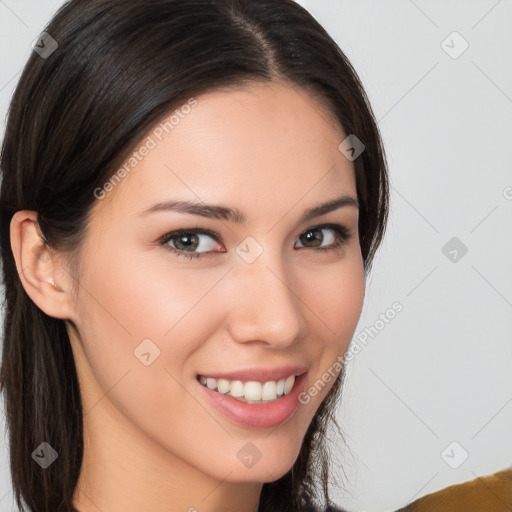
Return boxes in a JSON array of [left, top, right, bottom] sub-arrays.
[[0, 1, 389, 510]]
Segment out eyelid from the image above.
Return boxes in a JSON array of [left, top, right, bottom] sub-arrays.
[[158, 223, 351, 259], [160, 227, 223, 244]]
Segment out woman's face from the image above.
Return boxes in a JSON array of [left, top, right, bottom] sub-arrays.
[[65, 80, 365, 484]]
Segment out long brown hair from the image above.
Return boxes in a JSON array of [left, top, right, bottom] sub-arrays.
[[0, 1, 389, 510]]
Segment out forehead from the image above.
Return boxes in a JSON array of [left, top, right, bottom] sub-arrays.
[[91, 80, 355, 220]]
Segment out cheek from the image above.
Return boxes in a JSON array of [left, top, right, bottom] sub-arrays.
[[73, 250, 228, 451], [335, 267, 365, 343], [78, 246, 224, 346], [310, 255, 365, 349], [301, 255, 365, 406], [73, 247, 230, 400]]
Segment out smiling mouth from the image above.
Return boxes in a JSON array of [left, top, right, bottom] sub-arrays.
[[196, 374, 299, 404]]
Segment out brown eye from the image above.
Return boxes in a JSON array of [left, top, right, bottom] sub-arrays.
[[298, 227, 328, 248], [160, 228, 223, 260], [295, 224, 350, 252]]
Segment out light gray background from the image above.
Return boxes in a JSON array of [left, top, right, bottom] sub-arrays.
[[1, 1, 511, 511]]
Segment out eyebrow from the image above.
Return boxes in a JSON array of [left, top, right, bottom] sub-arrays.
[[139, 194, 359, 224]]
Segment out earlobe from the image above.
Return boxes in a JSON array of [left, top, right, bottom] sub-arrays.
[[10, 210, 76, 321]]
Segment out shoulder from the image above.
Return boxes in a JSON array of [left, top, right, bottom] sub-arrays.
[[394, 467, 512, 511]]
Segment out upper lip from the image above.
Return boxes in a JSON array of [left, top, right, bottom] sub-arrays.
[[197, 365, 309, 383]]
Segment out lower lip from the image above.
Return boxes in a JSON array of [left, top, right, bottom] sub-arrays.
[[196, 373, 307, 429]]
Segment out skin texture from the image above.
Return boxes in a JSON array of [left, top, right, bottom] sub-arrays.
[[10, 80, 365, 512]]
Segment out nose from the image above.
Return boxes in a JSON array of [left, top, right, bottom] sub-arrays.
[[225, 249, 308, 348]]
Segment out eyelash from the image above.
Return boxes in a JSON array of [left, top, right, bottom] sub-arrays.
[[158, 223, 351, 261]]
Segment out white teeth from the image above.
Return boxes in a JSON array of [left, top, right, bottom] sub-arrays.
[[198, 374, 297, 402], [244, 382, 262, 401], [261, 381, 277, 401], [284, 375, 295, 395], [230, 380, 244, 397], [216, 379, 230, 394]]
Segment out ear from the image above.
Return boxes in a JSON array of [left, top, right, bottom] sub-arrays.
[[10, 210, 78, 323]]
